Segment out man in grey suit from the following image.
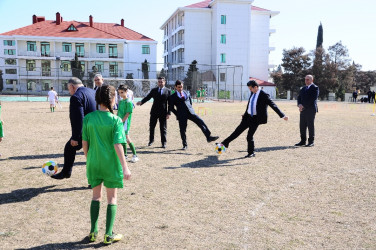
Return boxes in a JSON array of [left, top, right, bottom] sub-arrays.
[[295, 75, 319, 147], [168, 80, 218, 150]]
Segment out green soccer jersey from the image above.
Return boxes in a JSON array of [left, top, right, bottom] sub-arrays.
[[117, 99, 133, 133], [82, 110, 126, 188], [196, 90, 201, 98]]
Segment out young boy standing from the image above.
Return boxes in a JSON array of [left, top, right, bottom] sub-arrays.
[[47, 87, 58, 112], [117, 85, 139, 163]]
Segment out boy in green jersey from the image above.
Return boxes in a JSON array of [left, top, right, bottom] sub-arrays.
[[82, 85, 131, 245], [117, 85, 139, 163]]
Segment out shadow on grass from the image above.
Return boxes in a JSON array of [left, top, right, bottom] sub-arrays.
[[138, 149, 195, 156], [17, 237, 106, 249], [0, 185, 89, 205], [237, 145, 295, 153], [4, 152, 84, 161], [165, 155, 247, 169], [23, 161, 86, 170]]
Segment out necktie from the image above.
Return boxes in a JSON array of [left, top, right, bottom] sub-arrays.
[[250, 94, 256, 116], [180, 92, 185, 100], [158, 88, 161, 94]]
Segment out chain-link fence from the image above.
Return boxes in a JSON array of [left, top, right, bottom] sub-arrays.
[[1, 62, 246, 100]]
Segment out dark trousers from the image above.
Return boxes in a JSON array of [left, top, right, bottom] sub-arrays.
[[222, 114, 259, 154], [178, 113, 211, 146], [149, 113, 167, 144], [299, 109, 316, 143], [62, 139, 82, 175]]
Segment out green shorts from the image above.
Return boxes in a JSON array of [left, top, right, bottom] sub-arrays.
[[89, 178, 123, 189]]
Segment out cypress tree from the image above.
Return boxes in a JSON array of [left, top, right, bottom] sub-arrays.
[[316, 22, 323, 48]]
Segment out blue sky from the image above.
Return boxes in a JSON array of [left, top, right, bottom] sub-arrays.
[[0, 0, 375, 71]]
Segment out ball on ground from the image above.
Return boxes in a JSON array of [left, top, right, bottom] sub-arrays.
[[215, 143, 226, 155], [42, 161, 58, 176]]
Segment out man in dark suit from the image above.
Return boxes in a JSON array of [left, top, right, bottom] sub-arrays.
[[168, 80, 219, 150], [136, 77, 171, 148], [218, 80, 288, 158], [295, 74, 319, 147], [52, 77, 96, 179]]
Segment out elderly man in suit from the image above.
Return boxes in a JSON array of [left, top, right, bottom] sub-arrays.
[[218, 80, 288, 158], [52, 77, 96, 179], [168, 80, 218, 150], [295, 75, 319, 147], [137, 77, 171, 148]]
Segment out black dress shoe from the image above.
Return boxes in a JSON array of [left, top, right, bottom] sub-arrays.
[[294, 141, 306, 146], [162, 144, 166, 148], [148, 141, 154, 146], [182, 146, 187, 150], [51, 172, 71, 180], [244, 153, 255, 158], [207, 136, 219, 143], [306, 142, 314, 147]]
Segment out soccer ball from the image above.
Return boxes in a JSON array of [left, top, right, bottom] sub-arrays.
[[42, 161, 58, 176], [215, 143, 226, 154]]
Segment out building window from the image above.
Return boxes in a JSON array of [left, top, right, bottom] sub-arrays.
[[76, 43, 85, 57], [5, 69, 17, 74], [109, 44, 118, 58], [220, 53, 226, 63], [67, 24, 78, 31], [27, 41, 36, 51], [96, 44, 106, 53], [62, 43, 72, 52], [43, 82, 51, 91], [221, 15, 226, 24], [42, 60, 51, 76], [79, 61, 85, 72], [109, 62, 118, 77], [5, 59, 16, 65], [41, 42, 50, 57], [3, 40, 15, 46], [142, 45, 150, 54], [62, 82, 69, 90], [4, 49, 16, 55], [220, 34, 226, 44], [95, 62, 104, 72], [220, 73, 226, 82], [26, 60, 36, 71], [61, 61, 71, 71]]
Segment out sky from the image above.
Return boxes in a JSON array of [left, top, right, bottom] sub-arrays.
[[0, 0, 375, 71]]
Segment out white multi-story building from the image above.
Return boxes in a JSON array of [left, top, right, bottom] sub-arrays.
[[160, 0, 278, 99], [0, 13, 157, 94]]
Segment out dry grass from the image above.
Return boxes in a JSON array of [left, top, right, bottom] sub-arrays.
[[0, 100, 376, 249]]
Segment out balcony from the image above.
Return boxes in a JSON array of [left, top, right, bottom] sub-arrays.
[[17, 51, 123, 59]]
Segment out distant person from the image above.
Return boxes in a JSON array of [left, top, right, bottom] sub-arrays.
[[352, 90, 358, 103], [295, 75, 319, 147], [168, 80, 219, 150], [0, 101, 3, 157], [372, 91, 376, 103], [93, 74, 104, 90], [52, 77, 96, 180], [117, 85, 139, 163], [367, 89, 373, 103], [136, 77, 171, 148], [200, 88, 206, 102], [47, 87, 58, 112], [217, 80, 288, 158], [82, 85, 131, 245]]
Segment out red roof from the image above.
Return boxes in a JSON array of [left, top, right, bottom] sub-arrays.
[[185, 0, 270, 11], [0, 19, 154, 41], [249, 77, 276, 87]]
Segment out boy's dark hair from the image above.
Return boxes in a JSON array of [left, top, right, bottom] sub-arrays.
[[50, 87, 54, 90], [175, 80, 183, 87], [246, 80, 259, 88], [95, 85, 115, 114], [118, 84, 128, 92], [158, 76, 165, 80]]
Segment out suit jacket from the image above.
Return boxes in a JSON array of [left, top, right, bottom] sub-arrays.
[[168, 90, 196, 120], [140, 87, 171, 116], [297, 84, 319, 112], [70, 86, 96, 141], [245, 90, 285, 125]]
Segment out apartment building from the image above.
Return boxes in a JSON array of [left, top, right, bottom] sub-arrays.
[[160, 0, 278, 99], [0, 13, 157, 94]]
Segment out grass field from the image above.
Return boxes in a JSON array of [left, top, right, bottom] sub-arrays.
[[0, 100, 375, 249]]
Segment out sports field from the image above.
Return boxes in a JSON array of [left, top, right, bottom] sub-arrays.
[[0, 100, 375, 249]]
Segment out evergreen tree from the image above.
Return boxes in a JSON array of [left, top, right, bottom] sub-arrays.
[[71, 53, 84, 80], [316, 22, 323, 48], [158, 68, 167, 78], [141, 59, 150, 94], [184, 60, 199, 92], [0, 70, 3, 92], [87, 66, 98, 89]]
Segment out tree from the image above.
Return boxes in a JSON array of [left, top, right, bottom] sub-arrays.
[[71, 53, 84, 80], [184, 60, 199, 92], [270, 65, 284, 98], [316, 22, 323, 48], [355, 70, 376, 93], [141, 59, 150, 94], [0, 70, 3, 92], [125, 73, 135, 91], [158, 68, 166, 78], [87, 66, 98, 89], [280, 47, 311, 99]]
